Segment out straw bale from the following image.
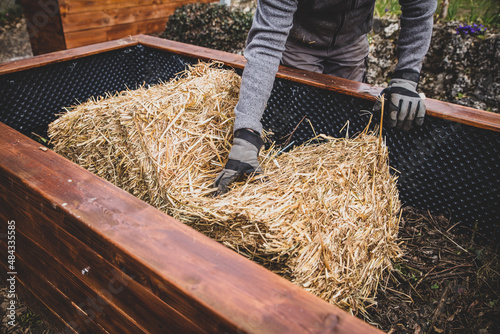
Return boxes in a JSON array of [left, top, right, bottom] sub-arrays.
[[48, 62, 402, 313]]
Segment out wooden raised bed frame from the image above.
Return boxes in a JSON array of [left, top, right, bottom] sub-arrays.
[[21, 0, 216, 55], [1, 35, 499, 334]]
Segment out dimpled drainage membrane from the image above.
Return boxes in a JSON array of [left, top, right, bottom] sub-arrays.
[[0, 44, 498, 240]]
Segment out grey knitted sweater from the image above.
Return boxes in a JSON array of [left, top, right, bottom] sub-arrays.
[[234, 0, 437, 133]]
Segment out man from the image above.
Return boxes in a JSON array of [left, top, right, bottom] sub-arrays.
[[214, 0, 437, 194]]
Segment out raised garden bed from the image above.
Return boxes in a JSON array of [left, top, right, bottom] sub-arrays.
[[20, 0, 216, 55], [0, 35, 499, 333]]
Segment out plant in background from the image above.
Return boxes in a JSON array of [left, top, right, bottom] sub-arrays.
[[0, 3, 23, 26], [436, 0, 500, 26], [161, 3, 253, 53], [374, 0, 401, 18], [456, 23, 487, 36], [376, 0, 499, 27]]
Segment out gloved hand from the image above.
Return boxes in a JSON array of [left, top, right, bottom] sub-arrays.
[[373, 71, 426, 131], [214, 128, 264, 195]]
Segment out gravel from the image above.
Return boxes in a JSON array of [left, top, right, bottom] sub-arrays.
[[0, 17, 32, 64]]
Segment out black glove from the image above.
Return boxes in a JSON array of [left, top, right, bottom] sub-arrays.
[[373, 70, 426, 131], [214, 128, 263, 195]]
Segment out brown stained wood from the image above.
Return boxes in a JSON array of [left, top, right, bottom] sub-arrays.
[[0, 122, 383, 334], [0, 151, 232, 332], [25, 29, 66, 56], [0, 245, 105, 333], [21, 0, 66, 55], [0, 262, 76, 333], [0, 186, 207, 333], [59, 0, 171, 15], [424, 98, 500, 132], [135, 35, 500, 132], [64, 19, 167, 49], [0, 37, 139, 75], [137, 34, 248, 68], [22, 0, 214, 54], [60, 3, 178, 33], [59, 0, 213, 15], [0, 244, 130, 334], [1, 33, 498, 130], [0, 232, 149, 333]]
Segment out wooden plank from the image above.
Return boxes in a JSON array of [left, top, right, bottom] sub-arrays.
[[23, 28, 66, 56], [21, 0, 214, 54], [0, 37, 139, 75], [60, 0, 165, 15], [0, 120, 383, 334], [137, 33, 248, 68], [64, 19, 167, 48], [136, 35, 500, 132], [424, 98, 500, 132], [0, 189, 207, 333], [1, 33, 497, 132], [21, 0, 66, 55], [0, 143, 233, 333], [60, 3, 178, 33], [0, 232, 149, 333], [59, 0, 215, 15], [0, 242, 106, 333]]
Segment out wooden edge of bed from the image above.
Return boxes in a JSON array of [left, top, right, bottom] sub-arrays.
[[0, 34, 498, 132], [0, 121, 384, 333]]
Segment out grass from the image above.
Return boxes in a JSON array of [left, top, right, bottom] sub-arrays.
[[446, 0, 500, 26], [375, 0, 500, 27], [17, 309, 47, 329], [374, 0, 401, 18]]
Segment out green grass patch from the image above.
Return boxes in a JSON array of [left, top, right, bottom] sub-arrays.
[[375, 0, 500, 27]]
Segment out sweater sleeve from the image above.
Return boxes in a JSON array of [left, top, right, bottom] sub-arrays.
[[234, 0, 298, 133], [395, 0, 437, 75]]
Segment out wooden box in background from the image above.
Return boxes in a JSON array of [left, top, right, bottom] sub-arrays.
[[22, 0, 216, 55]]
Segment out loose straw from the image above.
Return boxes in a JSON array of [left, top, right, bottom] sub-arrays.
[[48, 62, 403, 314]]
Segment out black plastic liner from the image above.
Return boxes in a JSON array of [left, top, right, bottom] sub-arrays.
[[1, 44, 498, 240]]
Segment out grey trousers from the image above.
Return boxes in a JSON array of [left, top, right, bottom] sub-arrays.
[[281, 35, 369, 82]]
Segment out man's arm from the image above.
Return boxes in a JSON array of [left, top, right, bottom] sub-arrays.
[[374, 0, 437, 130], [214, 0, 297, 194], [234, 0, 298, 134], [396, 0, 437, 74]]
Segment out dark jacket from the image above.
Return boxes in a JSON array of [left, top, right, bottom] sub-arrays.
[[290, 0, 376, 48]]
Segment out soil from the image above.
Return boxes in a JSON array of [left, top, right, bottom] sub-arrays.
[[364, 208, 499, 333], [0, 287, 53, 333], [1, 11, 499, 334]]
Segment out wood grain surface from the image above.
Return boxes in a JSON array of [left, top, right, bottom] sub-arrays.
[[64, 19, 167, 49], [21, 0, 67, 55], [61, 3, 178, 33], [0, 37, 139, 74], [21, 0, 215, 53]]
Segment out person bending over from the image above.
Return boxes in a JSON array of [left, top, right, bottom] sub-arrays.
[[215, 0, 437, 194]]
